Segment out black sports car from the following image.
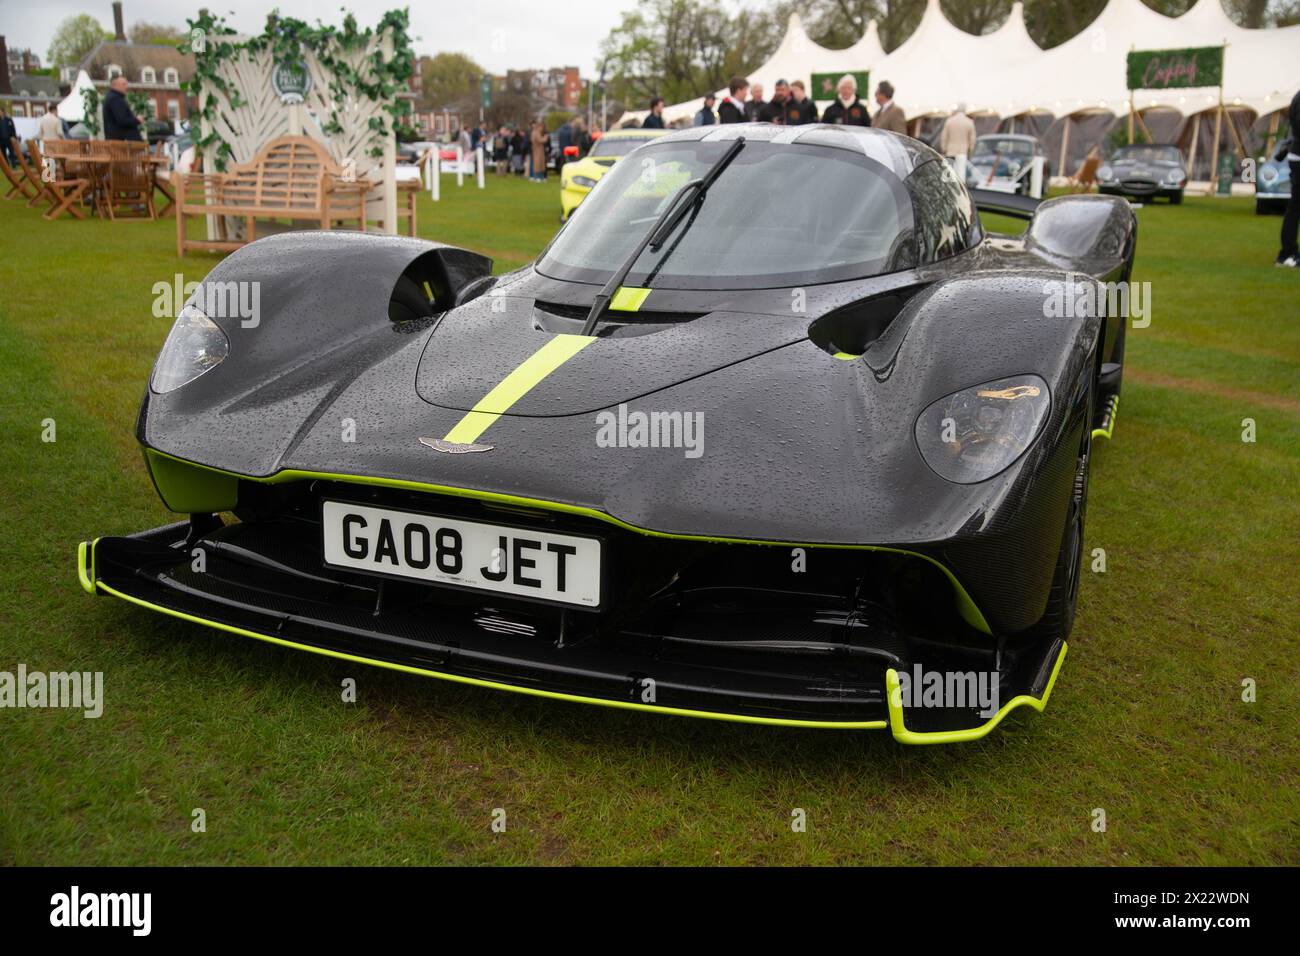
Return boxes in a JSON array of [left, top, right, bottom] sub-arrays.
[[1097, 144, 1188, 203], [80, 125, 1135, 742]]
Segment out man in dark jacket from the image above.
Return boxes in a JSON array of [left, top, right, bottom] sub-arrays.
[[693, 94, 716, 127], [718, 78, 748, 124], [820, 74, 870, 127], [745, 83, 766, 122], [642, 97, 666, 129], [102, 75, 142, 141], [1276, 88, 1300, 267], [761, 80, 791, 123], [0, 110, 17, 163], [786, 80, 818, 124]]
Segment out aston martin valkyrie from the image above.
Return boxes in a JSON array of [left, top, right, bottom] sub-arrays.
[[80, 125, 1136, 742]]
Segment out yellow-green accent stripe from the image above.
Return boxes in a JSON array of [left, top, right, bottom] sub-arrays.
[[832, 351, 862, 361], [82, 540, 886, 731], [884, 643, 1067, 744], [77, 539, 98, 594], [1091, 394, 1120, 441], [442, 334, 595, 445], [609, 286, 651, 312], [141, 447, 994, 635]]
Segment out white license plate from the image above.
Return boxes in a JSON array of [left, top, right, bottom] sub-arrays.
[[321, 500, 602, 608]]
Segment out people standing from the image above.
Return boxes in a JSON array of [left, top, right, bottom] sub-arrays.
[[873, 81, 908, 135], [38, 108, 64, 142], [761, 79, 792, 124], [718, 78, 748, 124], [746, 83, 766, 122], [643, 97, 666, 129], [530, 120, 548, 182], [493, 126, 509, 174], [693, 94, 717, 127], [510, 125, 528, 176], [102, 75, 143, 141], [786, 80, 818, 125], [0, 109, 17, 164], [938, 103, 976, 159], [820, 75, 870, 127], [1276, 88, 1300, 267]]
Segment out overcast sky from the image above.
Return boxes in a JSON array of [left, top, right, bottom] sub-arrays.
[[2, 0, 647, 76]]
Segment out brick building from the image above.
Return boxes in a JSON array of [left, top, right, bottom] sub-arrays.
[[68, 2, 196, 123], [0, 36, 61, 118]]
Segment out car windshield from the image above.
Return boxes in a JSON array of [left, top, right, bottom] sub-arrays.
[[589, 136, 659, 158], [1112, 146, 1182, 164], [538, 140, 914, 290], [972, 138, 1034, 161]]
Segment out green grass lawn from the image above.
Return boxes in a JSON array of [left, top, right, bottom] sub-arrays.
[[1, 176, 1297, 865]]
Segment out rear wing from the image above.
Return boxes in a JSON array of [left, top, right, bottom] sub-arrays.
[[970, 188, 1040, 221]]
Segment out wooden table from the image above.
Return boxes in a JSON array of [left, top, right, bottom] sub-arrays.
[[72, 153, 174, 218]]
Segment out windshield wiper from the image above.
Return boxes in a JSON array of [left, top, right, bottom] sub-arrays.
[[581, 136, 745, 335]]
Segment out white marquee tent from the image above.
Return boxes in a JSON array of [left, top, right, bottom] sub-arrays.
[[624, 0, 1299, 177], [54, 70, 97, 122]]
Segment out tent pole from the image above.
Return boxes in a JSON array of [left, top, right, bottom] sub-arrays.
[[1128, 91, 1134, 145], [1209, 94, 1223, 194], [1059, 118, 1070, 177], [1265, 110, 1279, 158]]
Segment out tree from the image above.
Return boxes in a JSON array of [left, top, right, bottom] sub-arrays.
[[129, 22, 185, 45], [600, 0, 784, 106], [485, 89, 537, 128], [420, 52, 485, 111], [47, 14, 109, 69], [940, 0, 1012, 35], [797, 0, 925, 53]]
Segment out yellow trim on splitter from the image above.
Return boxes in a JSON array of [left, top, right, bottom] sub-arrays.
[[884, 643, 1067, 744], [442, 333, 595, 445]]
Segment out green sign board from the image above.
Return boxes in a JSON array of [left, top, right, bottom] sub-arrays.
[[1126, 46, 1223, 91], [272, 60, 312, 104], [810, 70, 870, 101], [480, 75, 493, 109]]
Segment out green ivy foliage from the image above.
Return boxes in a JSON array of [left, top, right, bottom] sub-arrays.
[[80, 87, 101, 137], [179, 8, 414, 170]]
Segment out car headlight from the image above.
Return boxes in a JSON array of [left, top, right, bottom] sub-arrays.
[[1098, 165, 1113, 182], [571, 175, 599, 189], [914, 375, 1051, 484], [1164, 169, 1184, 184], [151, 304, 229, 393], [1260, 165, 1278, 185]]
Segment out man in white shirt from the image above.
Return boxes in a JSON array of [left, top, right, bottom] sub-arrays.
[[38, 108, 63, 142], [938, 104, 976, 159]]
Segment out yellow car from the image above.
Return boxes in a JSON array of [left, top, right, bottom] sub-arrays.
[[560, 128, 666, 221]]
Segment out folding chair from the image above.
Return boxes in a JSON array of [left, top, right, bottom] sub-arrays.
[[1, 140, 37, 200], [11, 138, 48, 208], [26, 140, 89, 220], [103, 140, 156, 220]]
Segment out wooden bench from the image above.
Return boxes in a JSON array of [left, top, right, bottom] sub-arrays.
[[174, 135, 372, 257]]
